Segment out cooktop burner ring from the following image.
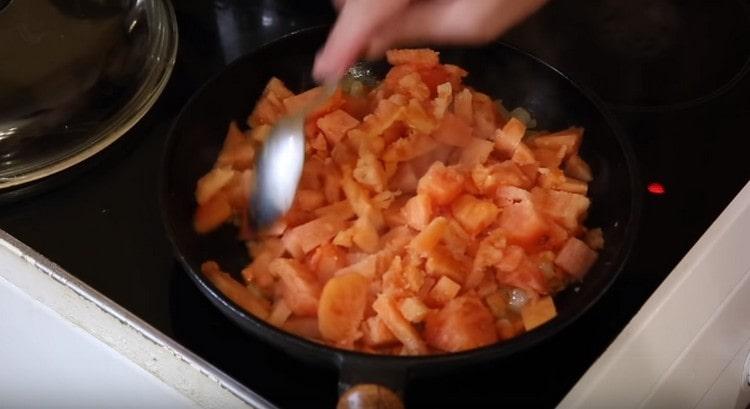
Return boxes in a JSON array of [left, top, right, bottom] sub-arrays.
[[607, 54, 750, 113], [506, 0, 750, 113]]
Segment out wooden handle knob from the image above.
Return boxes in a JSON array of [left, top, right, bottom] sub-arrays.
[[336, 384, 405, 409]]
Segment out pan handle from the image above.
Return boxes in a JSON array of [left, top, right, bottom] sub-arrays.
[[336, 359, 407, 409], [337, 384, 404, 409]]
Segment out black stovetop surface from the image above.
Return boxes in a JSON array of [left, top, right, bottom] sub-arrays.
[[2, 1, 749, 407]]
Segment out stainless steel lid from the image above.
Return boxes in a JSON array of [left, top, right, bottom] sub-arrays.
[[0, 0, 177, 189]]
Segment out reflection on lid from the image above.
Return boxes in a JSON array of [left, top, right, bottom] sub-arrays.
[[0, 0, 177, 187]]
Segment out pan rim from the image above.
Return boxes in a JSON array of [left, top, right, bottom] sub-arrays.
[[160, 25, 642, 369]]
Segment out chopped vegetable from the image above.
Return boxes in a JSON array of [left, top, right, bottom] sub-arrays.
[[318, 273, 369, 345], [520, 296, 557, 330], [194, 49, 603, 355], [424, 297, 497, 352]]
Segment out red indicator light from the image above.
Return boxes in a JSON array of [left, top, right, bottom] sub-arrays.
[[647, 182, 666, 195]]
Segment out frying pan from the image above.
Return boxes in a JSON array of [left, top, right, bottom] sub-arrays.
[[161, 26, 641, 407]]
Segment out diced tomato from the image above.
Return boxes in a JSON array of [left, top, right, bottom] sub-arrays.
[[362, 316, 398, 347], [496, 317, 524, 340], [247, 78, 288, 127], [424, 297, 497, 352], [497, 198, 549, 247], [318, 272, 369, 344], [379, 225, 415, 251], [341, 92, 371, 120], [373, 294, 429, 355], [428, 275, 462, 305], [418, 65, 451, 94], [389, 162, 419, 193], [335, 253, 377, 279], [520, 296, 557, 330], [554, 237, 598, 279], [317, 109, 360, 143], [313, 200, 355, 220], [450, 194, 500, 236], [386, 48, 440, 67], [531, 127, 583, 157], [283, 317, 322, 340], [496, 255, 549, 295], [417, 162, 465, 205], [495, 185, 532, 207], [353, 151, 387, 192], [404, 99, 437, 133], [248, 124, 271, 143], [425, 247, 466, 285], [243, 238, 284, 286], [383, 198, 407, 229], [432, 82, 453, 120], [473, 161, 531, 195], [531, 187, 590, 231], [399, 297, 431, 323], [543, 220, 570, 250], [484, 291, 508, 318], [472, 91, 498, 140], [269, 258, 321, 316], [584, 227, 604, 250], [195, 167, 236, 205], [352, 217, 380, 253], [409, 216, 448, 256], [382, 130, 438, 162], [442, 64, 468, 88], [511, 142, 537, 166], [381, 122, 408, 146], [432, 112, 473, 147], [268, 299, 293, 327], [202, 261, 271, 320], [283, 86, 324, 115], [453, 88, 473, 124], [495, 117, 526, 158], [307, 242, 348, 284], [381, 256, 407, 296], [497, 245, 525, 273], [396, 73, 431, 102], [281, 216, 348, 259], [340, 171, 385, 230], [460, 138, 494, 167], [469, 231, 506, 288], [322, 165, 342, 204], [441, 218, 471, 254], [295, 189, 326, 212], [404, 260, 425, 292], [532, 145, 566, 169], [194, 191, 233, 234], [220, 121, 244, 153], [264, 77, 294, 99], [402, 194, 433, 231]]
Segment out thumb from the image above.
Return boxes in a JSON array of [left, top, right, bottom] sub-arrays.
[[365, 0, 548, 59], [314, 0, 411, 82]]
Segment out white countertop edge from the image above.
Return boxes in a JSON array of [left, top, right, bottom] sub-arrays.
[[0, 230, 275, 409], [560, 179, 750, 408]]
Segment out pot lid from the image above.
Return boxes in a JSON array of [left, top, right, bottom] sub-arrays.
[[0, 0, 177, 189]]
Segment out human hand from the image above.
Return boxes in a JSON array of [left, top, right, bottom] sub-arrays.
[[313, 0, 549, 82]]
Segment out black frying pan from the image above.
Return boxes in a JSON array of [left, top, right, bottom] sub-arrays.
[[161, 26, 641, 407]]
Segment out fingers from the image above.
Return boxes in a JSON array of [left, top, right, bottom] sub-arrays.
[[365, 0, 549, 59], [314, 0, 411, 82]]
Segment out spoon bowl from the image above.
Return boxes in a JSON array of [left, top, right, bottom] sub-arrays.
[[249, 83, 336, 231]]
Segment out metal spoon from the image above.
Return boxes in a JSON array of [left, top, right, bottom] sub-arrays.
[[249, 83, 336, 231]]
